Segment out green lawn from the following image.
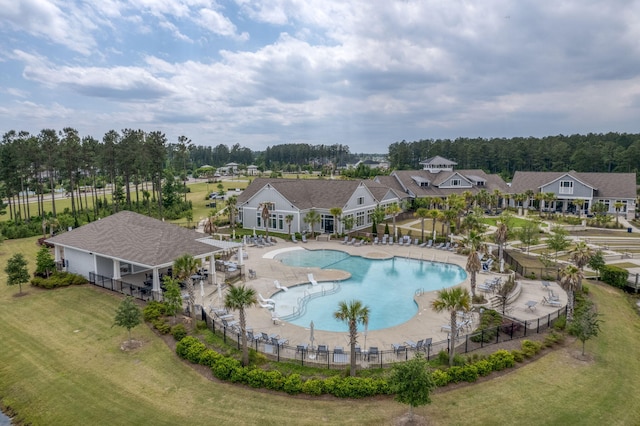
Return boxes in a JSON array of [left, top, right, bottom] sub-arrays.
[[2, 238, 640, 424]]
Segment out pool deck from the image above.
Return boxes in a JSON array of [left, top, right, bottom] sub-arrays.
[[200, 237, 567, 353]]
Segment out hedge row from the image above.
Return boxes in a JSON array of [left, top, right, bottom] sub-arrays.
[[30, 272, 87, 289], [174, 335, 557, 397], [600, 265, 629, 289]]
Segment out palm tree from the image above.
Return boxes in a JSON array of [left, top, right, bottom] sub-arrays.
[[569, 241, 594, 292], [614, 201, 624, 226], [260, 202, 271, 237], [427, 209, 440, 239], [284, 214, 294, 236], [329, 207, 343, 237], [224, 284, 257, 366], [333, 300, 370, 377], [226, 195, 238, 229], [574, 199, 585, 217], [494, 222, 508, 263], [465, 230, 484, 298], [560, 264, 583, 322], [414, 207, 429, 242], [385, 203, 402, 239], [173, 254, 199, 322], [431, 287, 471, 366], [303, 209, 321, 237]]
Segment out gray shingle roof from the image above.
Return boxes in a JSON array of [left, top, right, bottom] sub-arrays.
[[390, 169, 509, 197], [509, 171, 636, 198], [46, 211, 225, 267], [238, 178, 398, 209]]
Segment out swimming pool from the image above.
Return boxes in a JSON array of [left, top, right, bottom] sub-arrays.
[[272, 249, 467, 332]]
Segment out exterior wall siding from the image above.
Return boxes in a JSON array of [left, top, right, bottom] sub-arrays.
[[540, 177, 593, 199], [64, 247, 94, 278]]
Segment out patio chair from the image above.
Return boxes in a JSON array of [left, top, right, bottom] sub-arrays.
[[248, 269, 257, 279], [222, 318, 238, 330], [307, 273, 318, 286], [301, 235, 308, 243], [291, 234, 298, 243], [333, 346, 348, 363], [373, 236, 379, 245], [274, 280, 289, 291], [549, 290, 560, 301], [482, 258, 494, 271], [367, 346, 379, 361], [341, 236, 349, 244], [296, 344, 308, 358], [406, 339, 423, 350], [271, 312, 283, 325], [392, 343, 406, 356], [247, 331, 261, 344], [258, 300, 275, 310], [414, 238, 420, 245], [388, 237, 394, 246], [317, 345, 329, 359], [381, 235, 388, 245], [354, 239, 363, 246], [261, 332, 277, 342], [271, 336, 288, 347], [435, 242, 444, 249], [426, 239, 433, 248], [347, 237, 356, 245]]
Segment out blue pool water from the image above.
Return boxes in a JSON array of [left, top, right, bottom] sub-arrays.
[[272, 249, 467, 332]]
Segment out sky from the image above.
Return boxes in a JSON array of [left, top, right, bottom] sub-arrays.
[[1, 1, 640, 153]]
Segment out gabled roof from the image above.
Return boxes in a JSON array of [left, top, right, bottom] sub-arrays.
[[419, 155, 457, 166], [237, 178, 399, 210], [509, 171, 636, 198], [389, 169, 509, 198], [46, 211, 225, 267]]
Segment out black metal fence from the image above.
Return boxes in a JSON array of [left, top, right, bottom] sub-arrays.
[[200, 305, 567, 369], [89, 272, 158, 301], [503, 250, 560, 280]]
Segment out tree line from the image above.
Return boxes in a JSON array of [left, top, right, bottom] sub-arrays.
[[388, 132, 640, 180]]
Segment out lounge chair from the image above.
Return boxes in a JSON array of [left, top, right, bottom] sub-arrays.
[[542, 296, 562, 307], [333, 346, 348, 363], [392, 343, 406, 355], [247, 331, 261, 343], [388, 237, 394, 246], [368, 346, 379, 361], [301, 235, 308, 243], [307, 273, 318, 286], [258, 293, 276, 305], [435, 242, 444, 249], [271, 312, 282, 325], [317, 344, 329, 358], [406, 339, 423, 350], [258, 300, 274, 310], [291, 234, 298, 243], [270, 336, 288, 347], [381, 235, 388, 245], [414, 238, 420, 245], [548, 291, 561, 302], [248, 269, 257, 279], [373, 236, 379, 245], [426, 240, 433, 248], [482, 258, 494, 271], [340, 236, 349, 244], [274, 280, 288, 291], [222, 318, 238, 329], [261, 332, 277, 342], [355, 239, 363, 247], [347, 237, 356, 245]]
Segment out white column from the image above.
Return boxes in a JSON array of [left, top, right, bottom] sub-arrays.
[[152, 268, 161, 300], [238, 246, 244, 266], [113, 259, 121, 279]]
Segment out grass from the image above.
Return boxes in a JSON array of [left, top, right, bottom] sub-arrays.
[[2, 238, 640, 424]]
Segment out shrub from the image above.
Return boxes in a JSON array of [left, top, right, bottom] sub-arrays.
[[263, 370, 286, 391], [153, 319, 170, 334], [470, 309, 502, 343], [521, 340, 543, 358], [452, 354, 467, 366], [195, 320, 208, 331], [474, 359, 493, 376], [245, 368, 266, 388], [511, 349, 525, 363], [199, 349, 222, 367], [176, 336, 201, 358], [30, 272, 86, 289], [448, 365, 479, 383], [600, 265, 629, 289], [553, 316, 567, 331], [301, 378, 325, 396], [437, 350, 449, 365], [431, 369, 450, 387], [212, 357, 242, 381], [283, 374, 303, 395], [143, 301, 167, 322], [487, 349, 515, 370], [171, 324, 188, 341]]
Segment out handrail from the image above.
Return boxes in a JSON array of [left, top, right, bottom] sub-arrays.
[[280, 281, 341, 321]]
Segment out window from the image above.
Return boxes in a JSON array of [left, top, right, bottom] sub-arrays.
[[451, 179, 461, 187], [420, 182, 429, 187], [256, 215, 261, 227], [278, 215, 283, 230], [356, 211, 365, 227], [357, 196, 364, 205], [559, 181, 573, 195]]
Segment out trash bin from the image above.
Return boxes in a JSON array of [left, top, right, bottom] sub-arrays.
[[628, 227, 633, 233]]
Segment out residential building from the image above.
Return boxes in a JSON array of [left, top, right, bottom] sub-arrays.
[[236, 178, 400, 235]]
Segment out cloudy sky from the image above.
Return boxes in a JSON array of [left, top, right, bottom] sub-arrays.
[[1, 1, 639, 153]]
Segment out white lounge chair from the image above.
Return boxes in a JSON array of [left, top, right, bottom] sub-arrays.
[[307, 273, 318, 286], [274, 280, 288, 291], [340, 236, 349, 244], [258, 293, 276, 305]]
